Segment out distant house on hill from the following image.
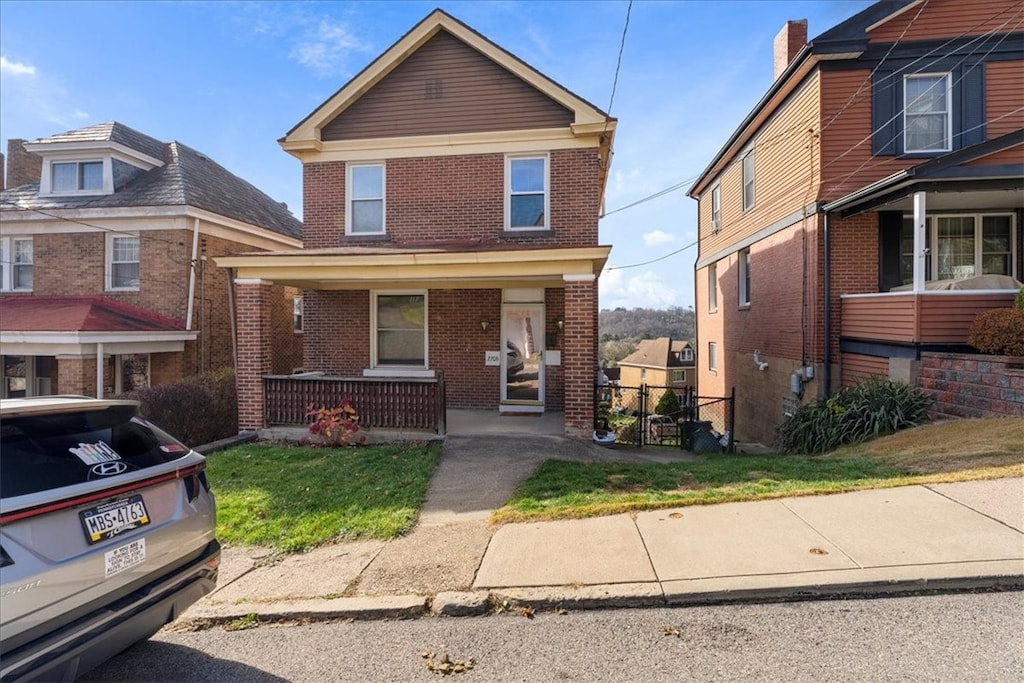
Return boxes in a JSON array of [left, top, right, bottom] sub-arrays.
[[617, 338, 696, 390], [0, 122, 302, 399]]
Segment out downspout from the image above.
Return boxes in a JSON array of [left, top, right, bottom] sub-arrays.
[[96, 342, 104, 399], [822, 211, 832, 397], [227, 267, 238, 370], [186, 217, 200, 330]]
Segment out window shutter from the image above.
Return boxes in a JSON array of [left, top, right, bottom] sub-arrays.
[[957, 62, 985, 148], [872, 70, 898, 156], [878, 211, 904, 293]]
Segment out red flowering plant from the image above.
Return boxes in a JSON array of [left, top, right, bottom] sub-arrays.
[[304, 398, 365, 447]]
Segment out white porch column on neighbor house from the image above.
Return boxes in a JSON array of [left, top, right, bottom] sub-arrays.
[[912, 191, 927, 293]]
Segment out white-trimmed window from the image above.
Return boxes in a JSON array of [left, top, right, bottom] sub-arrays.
[[117, 353, 150, 393], [708, 342, 718, 373], [52, 160, 103, 193], [738, 248, 751, 306], [372, 292, 427, 368], [107, 234, 140, 290], [347, 163, 385, 235], [293, 296, 304, 333], [680, 347, 694, 362], [710, 184, 721, 232], [672, 369, 688, 385], [506, 155, 549, 230], [904, 73, 951, 153], [708, 262, 718, 312], [1, 237, 33, 291], [741, 148, 755, 211]]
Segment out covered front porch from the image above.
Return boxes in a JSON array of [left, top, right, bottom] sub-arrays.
[[216, 244, 609, 439]]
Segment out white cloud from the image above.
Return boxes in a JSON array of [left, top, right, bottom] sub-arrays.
[[642, 230, 678, 247], [0, 56, 36, 77], [599, 268, 679, 310], [291, 19, 370, 76]]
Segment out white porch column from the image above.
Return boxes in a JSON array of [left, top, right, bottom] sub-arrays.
[[912, 191, 927, 292], [96, 342, 104, 399]]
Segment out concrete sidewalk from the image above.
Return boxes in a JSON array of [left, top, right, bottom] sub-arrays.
[[181, 472, 1024, 625]]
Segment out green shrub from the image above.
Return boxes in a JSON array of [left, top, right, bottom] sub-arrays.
[[121, 368, 238, 448], [776, 376, 930, 455], [1015, 287, 1024, 311], [968, 308, 1024, 356], [654, 389, 681, 416]]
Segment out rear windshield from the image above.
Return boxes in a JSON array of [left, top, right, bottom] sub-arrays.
[[1, 404, 191, 499]]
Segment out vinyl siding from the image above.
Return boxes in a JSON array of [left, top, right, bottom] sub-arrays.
[[987, 60, 1024, 139], [867, 0, 1021, 44], [841, 353, 888, 388], [322, 31, 573, 141]]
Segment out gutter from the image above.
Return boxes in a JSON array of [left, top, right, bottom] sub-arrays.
[[823, 211, 832, 397]]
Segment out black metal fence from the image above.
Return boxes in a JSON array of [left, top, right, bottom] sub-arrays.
[[595, 383, 734, 453]]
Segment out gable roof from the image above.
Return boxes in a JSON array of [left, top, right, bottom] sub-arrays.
[[283, 8, 613, 149], [1, 296, 184, 332], [2, 123, 302, 240], [618, 338, 695, 369]]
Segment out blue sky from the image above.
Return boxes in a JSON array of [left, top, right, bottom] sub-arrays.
[[0, 0, 873, 309]]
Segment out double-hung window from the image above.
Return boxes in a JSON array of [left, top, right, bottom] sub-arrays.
[[708, 342, 718, 373], [710, 184, 721, 232], [373, 292, 426, 368], [1, 237, 33, 291], [708, 262, 718, 312], [347, 163, 385, 235], [741, 148, 755, 211], [904, 74, 951, 153], [107, 234, 140, 290], [52, 161, 103, 193], [738, 249, 751, 306], [507, 156, 548, 230]]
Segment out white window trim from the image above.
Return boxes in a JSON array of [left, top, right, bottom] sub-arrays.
[[369, 290, 428, 370], [41, 158, 112, 196], [710, 183, 721, 233], [293, 296, 304, 334], [741, 148, 755, 212], [1, 236, 33, 292], [708, 262, 718, 313], [708, 342, 718, 373], [903, 72, 952, 154], [106, 233, 140, 291], [681, 348, 694, 362], [738, 249, 751, 307], [926, 212, 1017, 280], [346, 162, 386, 236], [505, 154, 550, 231]]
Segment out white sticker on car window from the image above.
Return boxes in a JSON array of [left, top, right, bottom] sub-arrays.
[[69, 441, 122, 464], [104, 538, 146, 578]]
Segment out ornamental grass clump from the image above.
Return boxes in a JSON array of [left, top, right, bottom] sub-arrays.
[[776, 376, 930, 455], [305, 398, 365, 447]]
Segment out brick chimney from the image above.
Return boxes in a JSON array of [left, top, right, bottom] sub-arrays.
[[6, 138, 43, 188], [773, 19, 808, 81]]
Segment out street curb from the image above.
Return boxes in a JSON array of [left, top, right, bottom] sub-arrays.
[[183, 595, 428, 624]]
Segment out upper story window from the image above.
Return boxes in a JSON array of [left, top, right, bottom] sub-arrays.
[[372, 292, 427, 368], [107, 234, 140, 291], [741, 149, 755, 211], [0, 237, 33, 291], [738, 248, 751, 306], [347, 163, 385, 235], [507, 155, 549, 230], [708, 342, 718, 373], [708, 262, 718, 312], [52, 161, 103, 193], [710, 184, 721, 232], [680, 347, 694, 362], [904, 73, 951, 153]]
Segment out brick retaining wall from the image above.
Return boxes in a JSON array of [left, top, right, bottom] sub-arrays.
[[918, 352, 1024, 419]]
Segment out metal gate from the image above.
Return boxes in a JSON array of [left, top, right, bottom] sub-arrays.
[[595, 383, 735, 453]]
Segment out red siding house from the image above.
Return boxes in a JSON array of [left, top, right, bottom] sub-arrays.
[[217, 10, 616, 438], [688, 0, 1023, 444], [0, 123, 303, 399]]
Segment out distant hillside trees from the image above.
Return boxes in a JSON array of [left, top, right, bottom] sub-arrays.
[[599, 306, 695, 366]]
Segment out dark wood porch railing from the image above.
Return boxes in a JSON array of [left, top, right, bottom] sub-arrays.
[[263, 372, 446, 435]]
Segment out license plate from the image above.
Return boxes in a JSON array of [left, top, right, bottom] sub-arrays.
[[79, 495, 150, 545]]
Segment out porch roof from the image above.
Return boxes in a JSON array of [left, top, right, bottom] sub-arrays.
[[215, 244, 612, 290]]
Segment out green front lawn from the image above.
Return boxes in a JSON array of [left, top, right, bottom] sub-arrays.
[[206, 442, 441, 553]]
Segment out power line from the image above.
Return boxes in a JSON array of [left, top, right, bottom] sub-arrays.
[[607, 0, 633, 115]]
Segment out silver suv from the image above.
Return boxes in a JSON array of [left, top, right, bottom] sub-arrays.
[[0, 397, 219, 681]]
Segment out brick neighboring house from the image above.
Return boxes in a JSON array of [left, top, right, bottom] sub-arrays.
[[0, 122, 303, 399], [616, 338, 696, 391], [216, 9, 615, 438], [688, 0, 1023, 444]]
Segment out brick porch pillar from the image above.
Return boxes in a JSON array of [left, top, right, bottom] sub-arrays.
[[562, 275, 598, 438], [234, 278, 274, 432]]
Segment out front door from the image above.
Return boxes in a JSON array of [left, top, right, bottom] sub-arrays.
[[501, 304, 544, 408]]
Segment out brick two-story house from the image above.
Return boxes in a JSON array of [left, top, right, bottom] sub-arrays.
[[688, 0, 1023, 444], [217, 9, 615, 438], [0, 123, 303, 399]]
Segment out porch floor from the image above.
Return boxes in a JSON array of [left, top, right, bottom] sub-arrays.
[[447, 409, 564, 437]]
